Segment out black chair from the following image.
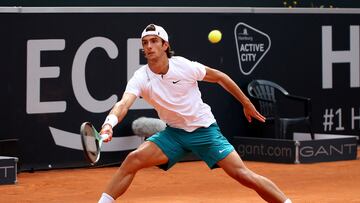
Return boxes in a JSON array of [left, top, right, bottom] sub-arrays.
[[247, 79, 314, 140]]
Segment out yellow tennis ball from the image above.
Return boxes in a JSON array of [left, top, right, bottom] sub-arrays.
[[208, 30, 222, 43]]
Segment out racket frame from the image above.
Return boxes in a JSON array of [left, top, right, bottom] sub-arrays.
[[80, 122, 103, 165]]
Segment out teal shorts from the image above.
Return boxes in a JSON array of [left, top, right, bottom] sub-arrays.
[[147, 123, 234, 170]]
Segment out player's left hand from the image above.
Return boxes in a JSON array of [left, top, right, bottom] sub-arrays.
[[243, 102, 266, 123]]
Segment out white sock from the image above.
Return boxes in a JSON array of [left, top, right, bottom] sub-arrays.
[[284, 199, 292, 203], [98, 193, 115, 203]]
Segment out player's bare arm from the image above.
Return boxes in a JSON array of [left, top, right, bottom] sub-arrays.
[[203, 66, 266, 123], [100, 93, 137, 141]]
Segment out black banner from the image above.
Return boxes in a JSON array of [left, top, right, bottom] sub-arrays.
[[233, 135, 357, 163], [299, 137, 358, 163], [233, 137, 296, 163], [1, 8, 360, 170]]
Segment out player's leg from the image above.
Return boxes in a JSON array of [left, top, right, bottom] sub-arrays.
[[102, 141, 168, 200], [217, 151, 290, 203], [185, 123, 290, 203]]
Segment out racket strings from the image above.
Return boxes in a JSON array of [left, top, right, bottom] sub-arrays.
[[82, 125, 100, 163]]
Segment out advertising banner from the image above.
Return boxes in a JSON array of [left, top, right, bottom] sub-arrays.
[[1, 8, 359, 170], [233, 137, 296, 163]]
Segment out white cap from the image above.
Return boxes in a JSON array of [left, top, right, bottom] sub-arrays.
[[141, 24, 169, 42]]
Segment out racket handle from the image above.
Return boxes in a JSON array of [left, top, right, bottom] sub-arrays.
[[100, 133, 110, 140]]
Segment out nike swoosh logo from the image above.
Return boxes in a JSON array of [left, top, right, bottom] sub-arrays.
[[172, 80, 181, 84], [219, 149, 226, 153]]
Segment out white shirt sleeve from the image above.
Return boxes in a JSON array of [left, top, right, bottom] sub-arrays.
[[124, 68, 145, 97], [190, 61, 207, 81], [125, 78, 140, 97]]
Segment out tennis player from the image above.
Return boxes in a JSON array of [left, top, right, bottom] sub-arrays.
[[98, 24, 292, 203]]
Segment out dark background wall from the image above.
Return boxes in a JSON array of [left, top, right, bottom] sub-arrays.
[[0, 0, 360, 8], [1, 6, 360, 171]]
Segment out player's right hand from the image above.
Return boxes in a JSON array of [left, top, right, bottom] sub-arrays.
[[100, 124, 113, 142]]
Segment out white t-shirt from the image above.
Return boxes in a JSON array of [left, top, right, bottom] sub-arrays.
[[125, 56, 216, 132]]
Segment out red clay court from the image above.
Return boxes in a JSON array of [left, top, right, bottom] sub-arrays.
[[1, 148, 359, 203]]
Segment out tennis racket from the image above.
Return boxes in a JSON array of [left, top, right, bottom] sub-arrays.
[[80, 122, 110, 165]]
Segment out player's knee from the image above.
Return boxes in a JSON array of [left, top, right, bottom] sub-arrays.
[[234, 168, 257, 188], [123, 150, 147, 171]]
